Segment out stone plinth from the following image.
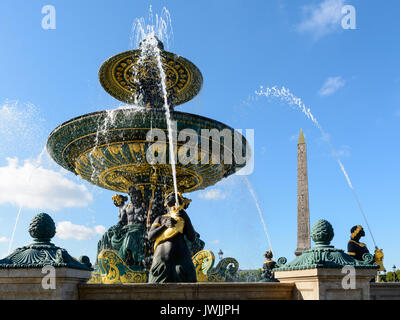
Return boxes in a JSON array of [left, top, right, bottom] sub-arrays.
[[274, 219, 378, 300], [0, 268, 91, 300], [370, 283, 400, 300], [78, 282, 295, 300], [275, 268, 376, 300]]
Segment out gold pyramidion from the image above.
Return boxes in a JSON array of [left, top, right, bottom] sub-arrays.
[[298, 129, 306, 145]]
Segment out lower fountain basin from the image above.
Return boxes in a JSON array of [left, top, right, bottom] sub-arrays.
[[47, 108, 249, 194]]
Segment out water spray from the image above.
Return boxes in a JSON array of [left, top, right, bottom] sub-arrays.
[[255, 85, 379, 249], [7, 147, 47, 254], [242, 176, 274, 254], [131, 8, 179, 206]]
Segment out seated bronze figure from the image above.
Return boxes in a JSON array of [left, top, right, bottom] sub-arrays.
[[148, 192, 197, 283], [347, 225, 370, 260], [96, 189, 146, 270], [260, 250, 279, 282]]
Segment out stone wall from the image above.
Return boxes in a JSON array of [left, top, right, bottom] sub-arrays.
[[0, 268, 91, 300], [78, 282, 295, 300], [370, 283, 400, 300]]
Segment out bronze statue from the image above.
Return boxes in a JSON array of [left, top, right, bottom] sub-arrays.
[[125, 187, 146, 224], [347, 225, 370, 260], [96, 195, 129, 265], [348, 225, 385, 272], [96, 190, 146, 270], [148, 192, 197, 283], [260, 250, 279, 282], [117, 187, 146, 268]]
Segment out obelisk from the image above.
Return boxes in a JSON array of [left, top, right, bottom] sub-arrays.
[[295, 129, 311, 256]]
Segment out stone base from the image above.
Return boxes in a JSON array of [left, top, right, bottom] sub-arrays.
[[370, 283, 400, 300], [275, 268, 376, 300], [78, 282, 295, 300], [0, 268, 92, 300]]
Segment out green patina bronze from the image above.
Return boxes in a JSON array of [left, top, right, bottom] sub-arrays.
[[207, 257, 239, 282], [47, 109, 247, 194], [274, 219, 378, 271], [98, 44, 203, 107], [0, 213, 92, 271], [97, 222, 145, 271]]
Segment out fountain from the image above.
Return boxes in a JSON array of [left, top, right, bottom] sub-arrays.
[[46, 36, 248, 281]]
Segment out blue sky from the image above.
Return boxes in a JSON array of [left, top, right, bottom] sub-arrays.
[[0, 0, 399, 271]]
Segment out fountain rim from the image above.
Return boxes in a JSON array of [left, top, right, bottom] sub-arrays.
[[46, 108, 251, 174], [47, 108, 243, 140]]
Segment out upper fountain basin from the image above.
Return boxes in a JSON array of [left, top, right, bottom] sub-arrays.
[[99, 48, 203, 107]]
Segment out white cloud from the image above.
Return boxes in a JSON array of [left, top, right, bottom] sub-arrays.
[[56, 221, 106, 240], [208, 239, 220, 245], [198, 188, 227, 201], [297, 0, 346, 39], [318, 76, 346, 96], [0, 157, 93, 210], [0, 237, 8, 243]]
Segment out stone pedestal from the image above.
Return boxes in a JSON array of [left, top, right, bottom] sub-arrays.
[[78, 282, 295, 300], [275, 268, 376, 300], [274, 219, 378, 300], [0, 213, 93, 300], [370, 282, 400, 300], [0, 268, 92, 300]]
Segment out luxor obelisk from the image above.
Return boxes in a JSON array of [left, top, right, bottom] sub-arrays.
[[295, 129, 311, 256]]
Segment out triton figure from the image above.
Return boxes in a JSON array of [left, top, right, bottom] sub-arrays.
[[96, 191, 145, 270], [125, 187, 146, 224], [120, 187, 146, 267], [148, 192, 197, 283], [96, 194, 129, 263]]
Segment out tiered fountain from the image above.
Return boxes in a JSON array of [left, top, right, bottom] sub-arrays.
[[46, 36, 248, 282]]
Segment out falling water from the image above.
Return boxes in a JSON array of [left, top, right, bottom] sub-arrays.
[[88, 108, 120, 183], [7, 146, 47, 254], [131, 8, 179, 205], [242, 176, 274, 254], [85, 7, 179, 204], [153, 41, 180, 205], [255, 85, 378, 248]]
